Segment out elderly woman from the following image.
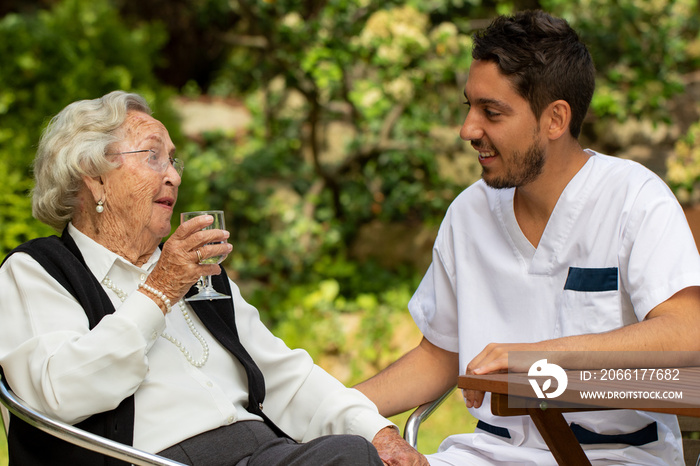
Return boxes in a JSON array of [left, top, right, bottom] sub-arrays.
[[0, 91, 424, 466]]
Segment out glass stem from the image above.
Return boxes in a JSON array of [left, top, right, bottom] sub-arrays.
[[203, 275, 214, 290]]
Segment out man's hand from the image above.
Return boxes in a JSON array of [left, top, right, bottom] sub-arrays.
[[464, 342, 548, 409], [372, 426, 429, 466]]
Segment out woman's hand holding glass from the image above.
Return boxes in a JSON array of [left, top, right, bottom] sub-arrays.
[[141, 213, 232, 312], [180, 211, 230, 301]]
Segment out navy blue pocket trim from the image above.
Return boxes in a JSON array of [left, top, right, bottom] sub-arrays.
[[476, 420, 658, 446], [476, 420, 511, 439], [569, 421, 658, 446], [564, 267, 618, 292]]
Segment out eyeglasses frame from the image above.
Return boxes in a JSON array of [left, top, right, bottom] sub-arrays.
[[106, 149, 184, 177]]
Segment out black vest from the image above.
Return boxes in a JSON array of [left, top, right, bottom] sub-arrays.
[[1, 230, 286, 466]]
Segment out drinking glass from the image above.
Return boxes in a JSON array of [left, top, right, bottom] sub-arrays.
[[181, 210, 230, 301]]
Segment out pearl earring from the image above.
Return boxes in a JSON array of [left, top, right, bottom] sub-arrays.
[[96, 200, 104, 213]]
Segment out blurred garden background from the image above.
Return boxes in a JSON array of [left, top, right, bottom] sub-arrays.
[[1, 0, 700, 463]]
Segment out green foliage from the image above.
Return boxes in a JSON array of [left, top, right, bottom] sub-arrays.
[[667, 121, 700, 205], [0, 163, 54, 252], [188, 6, 471, 236], [1, 1, 700, 462], [0, 415, 5, 466], [168, 0, 700, 376], [172, 2, 480, 362], [543, 0, 700, 122], [0, 0, 179, 254], [176, 129, 426, 375]]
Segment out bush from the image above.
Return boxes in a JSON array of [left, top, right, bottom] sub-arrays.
[[0, 0, 178, 254], [667, 121, 700, 205]]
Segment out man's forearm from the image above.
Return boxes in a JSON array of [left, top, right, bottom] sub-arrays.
[[470, 287, 700, 373], [356, 337, 459, 417], [463, 287, 700, 408]]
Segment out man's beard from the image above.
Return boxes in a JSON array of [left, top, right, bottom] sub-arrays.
[[481, 137, 546, 189]]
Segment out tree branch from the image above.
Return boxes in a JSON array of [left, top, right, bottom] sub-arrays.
[[221, 33, 268, 49]]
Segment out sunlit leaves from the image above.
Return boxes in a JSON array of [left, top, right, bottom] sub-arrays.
[[0, 0, 175, 255], [544, 0, 700, 121], [668, 121, 700, 204]]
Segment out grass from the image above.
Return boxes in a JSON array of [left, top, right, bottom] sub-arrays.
[[1, 415, 6, 466], [0, 390, 475, 464]]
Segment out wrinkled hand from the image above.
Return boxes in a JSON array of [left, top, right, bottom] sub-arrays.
[[372, 426, 428, 466], [145, 214, 232, 308]]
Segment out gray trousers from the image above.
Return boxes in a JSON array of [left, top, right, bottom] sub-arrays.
[[158, 420, 384, 466]]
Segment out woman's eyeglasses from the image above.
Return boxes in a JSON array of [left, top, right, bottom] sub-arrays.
[[107, 149, 184, 176]]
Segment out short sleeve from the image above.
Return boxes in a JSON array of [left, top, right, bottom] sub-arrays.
[[408, 213, 460, 352], [621, 177, 700, 319]]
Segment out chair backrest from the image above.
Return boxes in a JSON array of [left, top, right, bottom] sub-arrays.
[[0, 374, 185, 466]]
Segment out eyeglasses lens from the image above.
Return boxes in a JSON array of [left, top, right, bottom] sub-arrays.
[[146, 150, 184, 176]]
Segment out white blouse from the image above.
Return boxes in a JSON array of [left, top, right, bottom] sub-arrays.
[[0, 223, 392, 453]]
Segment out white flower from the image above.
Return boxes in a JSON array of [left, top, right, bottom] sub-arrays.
[[281, 12, 303, 29], [361, 88, 384, 109], [384, 76, 414, 103]]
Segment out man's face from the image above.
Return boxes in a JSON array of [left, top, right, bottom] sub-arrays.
[[460, 59, 546, 189]]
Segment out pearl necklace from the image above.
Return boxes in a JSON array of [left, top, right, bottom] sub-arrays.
[[101, 276, 210, 367]]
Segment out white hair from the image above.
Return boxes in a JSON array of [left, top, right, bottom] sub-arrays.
[[32, 90, 152, 231]]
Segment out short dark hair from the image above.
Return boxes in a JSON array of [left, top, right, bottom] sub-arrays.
[[472, 10, 595, 138]]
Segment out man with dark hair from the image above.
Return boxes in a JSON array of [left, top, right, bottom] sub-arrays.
[[357, 10, 700, 465]]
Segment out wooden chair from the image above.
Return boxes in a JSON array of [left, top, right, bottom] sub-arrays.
[[0, 373, 184, 466], [404, 391, 700, 466]]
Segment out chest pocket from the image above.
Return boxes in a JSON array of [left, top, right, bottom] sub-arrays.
[[559, 267, 622, 336], [564, 267, 618, 292]]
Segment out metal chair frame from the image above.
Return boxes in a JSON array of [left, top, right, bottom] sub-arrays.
[[402, 387, 455, 449], [0, 374, 185, 466]]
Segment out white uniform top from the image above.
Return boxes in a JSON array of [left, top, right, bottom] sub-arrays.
[[0, 223, 392, 453], [410, 151, 700, 465]]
